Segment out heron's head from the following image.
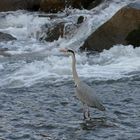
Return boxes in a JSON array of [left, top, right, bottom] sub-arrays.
[[59, 48, 75, 56]]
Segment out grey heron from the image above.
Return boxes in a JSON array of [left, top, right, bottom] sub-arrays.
[[60, 48, 105, 120]]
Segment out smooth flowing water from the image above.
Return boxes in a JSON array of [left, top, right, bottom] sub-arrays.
[[0, 0, 140, 139]]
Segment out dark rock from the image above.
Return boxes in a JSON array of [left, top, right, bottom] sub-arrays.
[[68, 0, 103, 9], [87, 0, 103, 10], [40, 0, 103, 13], [0, 48, 11, 57], [40, 23, 64, 42], [0, 0, 41, 12], [0, 0, 103, 13], [80, 1, 140, 52], [40, 0, 65, 13], [125, 27, 140, 47], [65, 0, 86, 9], [27, 0, 41, 11], [77, 16, 84, 24], [0, 32, 16, 42]]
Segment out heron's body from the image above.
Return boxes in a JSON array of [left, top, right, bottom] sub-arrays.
[[60, 48, 105, 119], [75, 81, 105, 111]]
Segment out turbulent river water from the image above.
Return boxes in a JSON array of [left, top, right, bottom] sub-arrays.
[[0, 0, 140, 139]]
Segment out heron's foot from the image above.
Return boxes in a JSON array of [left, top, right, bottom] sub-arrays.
[[83, 111, 91, 121]]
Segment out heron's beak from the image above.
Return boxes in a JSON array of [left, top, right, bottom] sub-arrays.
[[59, 48, 68, 53]]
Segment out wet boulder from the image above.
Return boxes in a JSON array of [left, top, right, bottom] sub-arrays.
[[40, 0, 103, 13], [77, 16, 84, 24], [66, 0, 103, 9], [65, 0, 92, 9], [83, 0, 104, 10], [0, 32, 16, 42], [0, 0, 103, 13], [125, 27, 140, 47], [39, 16, 85, 42], [0, 0, 40, 12], [40, 0, 65, 13], [80, 1, 140, 52]]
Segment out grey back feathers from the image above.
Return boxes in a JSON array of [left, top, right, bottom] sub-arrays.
[[75, 81, 105, 111]]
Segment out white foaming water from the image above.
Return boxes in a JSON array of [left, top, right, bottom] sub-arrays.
[[0, 0, 139, 88], [1, 45, 140, 88]]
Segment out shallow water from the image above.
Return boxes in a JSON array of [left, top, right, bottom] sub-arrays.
[[1, 77, 140, 139], [0, 0, 140, 139]]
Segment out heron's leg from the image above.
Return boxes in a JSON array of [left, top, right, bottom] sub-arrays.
[[83, 107, 86, 120], [83, 104, 87, 120], [87, 107, 90, 119], [83, 104, 91, 120]]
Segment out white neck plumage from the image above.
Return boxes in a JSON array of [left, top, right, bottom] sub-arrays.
[[71, 53, 80, 85]]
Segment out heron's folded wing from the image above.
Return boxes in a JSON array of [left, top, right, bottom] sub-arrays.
[[76, 81, 105, 110]]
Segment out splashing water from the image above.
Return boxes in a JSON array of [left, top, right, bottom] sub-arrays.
[[0, 0, 139, 88]]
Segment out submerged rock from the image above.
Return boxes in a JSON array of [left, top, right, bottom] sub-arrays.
[[42, 23, 64, 42], [0, 48, 11, 57], [0, 32, 15, 56], [0, 32, 16, 42], [39, 16, 85, 42], [77, 16, 84, 24], [87, 0, 103, 10], [80, 1, 140, 52]]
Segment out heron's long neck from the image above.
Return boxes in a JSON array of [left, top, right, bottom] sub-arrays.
[[71, 54, 80, 85]]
